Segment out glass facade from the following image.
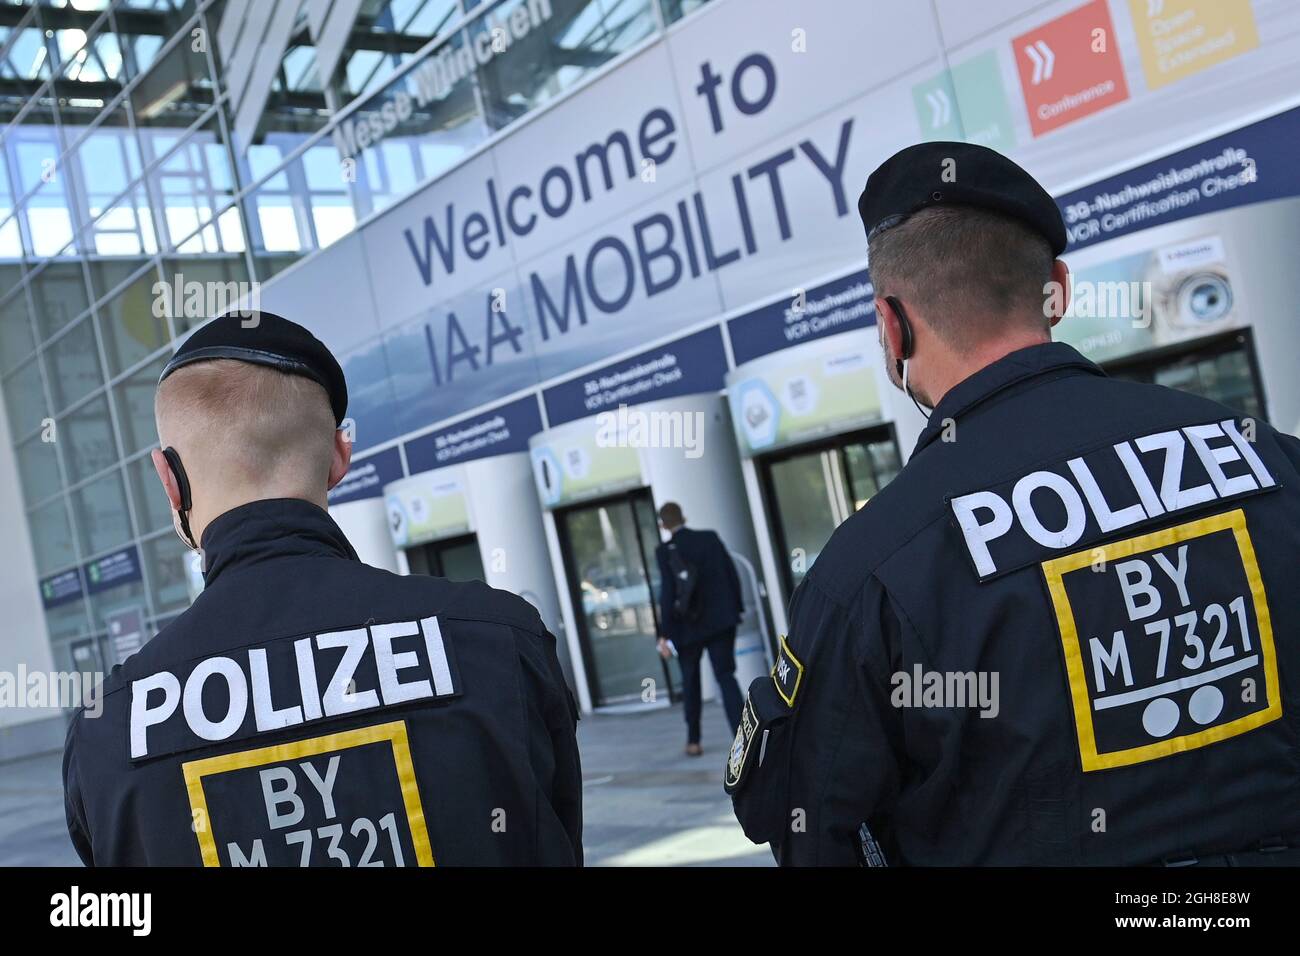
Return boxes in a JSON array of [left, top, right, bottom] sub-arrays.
[[0, 0, 715, 674]]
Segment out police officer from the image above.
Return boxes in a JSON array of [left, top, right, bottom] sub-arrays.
[[63, 311, 582, 866], [726, 142, 1300, 866]]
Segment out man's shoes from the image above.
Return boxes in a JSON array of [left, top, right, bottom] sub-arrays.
[[685, 743, 703, 757]]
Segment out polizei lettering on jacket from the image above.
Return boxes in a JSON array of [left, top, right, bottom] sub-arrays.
[[949, 418, 1275, 580], [129, 616, 457, 760]]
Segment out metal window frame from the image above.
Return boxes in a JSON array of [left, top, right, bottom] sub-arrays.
[[2, 0, 724, 650]]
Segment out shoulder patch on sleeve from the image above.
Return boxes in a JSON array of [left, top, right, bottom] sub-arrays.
[[772, 634, 804, 707], [724, 668, 795, 794]]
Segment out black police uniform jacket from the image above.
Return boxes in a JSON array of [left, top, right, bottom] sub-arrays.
[[655, 527, 744, 647], [727, 342, 1300, 865], [63, 499, 582, 866]]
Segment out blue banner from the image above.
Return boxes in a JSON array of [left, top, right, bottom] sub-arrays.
[[542, 325, 729, 427], [40, 568, 84, 609], [404, 394, 544, 474], [327, 446, 405, 505], [1058, 105, 1300, 252], [84, 546, 142, 594], [727, 269, 875, 365]]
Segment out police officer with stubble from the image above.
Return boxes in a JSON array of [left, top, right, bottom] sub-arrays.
[[727, 142, 1300, 866]]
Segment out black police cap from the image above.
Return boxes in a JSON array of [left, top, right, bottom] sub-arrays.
[[858, 141, 1067, 256], [158, 311, 348, 425]]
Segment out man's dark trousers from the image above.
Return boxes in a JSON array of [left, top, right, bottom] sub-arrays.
[[677, 628, 744, 744]]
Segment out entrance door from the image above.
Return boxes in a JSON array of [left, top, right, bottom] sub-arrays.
[[761, 426, 902, 601], [406, 533, 486, 582], [556, 490, 678, 707], [1104, 329, 1267, 421]]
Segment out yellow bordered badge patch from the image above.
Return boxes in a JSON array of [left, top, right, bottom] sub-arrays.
[[772, 634, 804, 707], [1042, 508, 1281, 772], [182, 720, 434, 866]]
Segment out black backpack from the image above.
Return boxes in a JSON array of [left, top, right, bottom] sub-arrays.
[[665, 542, 703, 623]]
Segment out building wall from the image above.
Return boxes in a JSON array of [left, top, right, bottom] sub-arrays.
[[0, 370, 58, 739], [1, 0, 1298, 733]]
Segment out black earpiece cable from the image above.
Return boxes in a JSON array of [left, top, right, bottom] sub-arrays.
[[161, 447, 199, 551]]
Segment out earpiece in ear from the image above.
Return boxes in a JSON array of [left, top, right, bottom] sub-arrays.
[[884, 295, 914, 382], [161, 447, 192, 512], [885, 296, 914, 360], [162, 446, 199, 551]]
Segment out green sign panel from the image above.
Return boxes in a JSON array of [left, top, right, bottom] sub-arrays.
[[913, 53, 1017, 153], [727, 332, 883, 458]]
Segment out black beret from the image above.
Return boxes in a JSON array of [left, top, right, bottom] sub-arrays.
[[159, 311, 348, 425], [858, 141, 1067, 256]]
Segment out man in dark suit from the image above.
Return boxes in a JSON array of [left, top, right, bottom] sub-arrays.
[[654, 502, 745, 756]]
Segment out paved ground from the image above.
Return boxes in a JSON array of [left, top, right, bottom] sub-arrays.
[[0, 750, 80, 867], [578, 702, 773, 867], [0, 701, 772, 867]]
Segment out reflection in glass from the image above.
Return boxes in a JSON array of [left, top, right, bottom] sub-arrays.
[[127, 452, 171, 535], [65, 105, 144, 220], [302, 141, 356, 246], [54, 9, 126, 87], [243, 135, 352, 263], [15, 430, 62, 507], [159, 253, 251, 336], [472, 0, 656, 132], [97, 262, 166, 376], [0, 142, 15, 248], [1153, 351, 1262, 421], [226, 4, 334, 154], [142, 532, 191, 616], [1, 355, 45, 439], [330, 0, 460, 107], [45, 316, 103, 411], [129, 16, 215, 127], [10, 88, 79, 256], [61, 393, 117, 484], [71, 468, 133, 556], [658, 0, 712, 23], [24, 178, 79, 257], [87, 573, 146, 634], [8, 89, 62, 197], [766, 432, 901, 591], [406, 534, 487, 582], [0, 213, 20, 258], [768, 449, 840, 589], [112, 354, 168, 456], [0, 20, 52, 85], [843, 439, 901, 511], [45, 597, 91, 644], [0, 280, 37, 370], [116, 3, 201, 81], [29, 496, 77, 575], [560, 494, 667, 706], [84, 256, 151, 304], [144, 115, 239, 249], [1108, 336, 1266, 422], [346, 39, 488, 218], [29, 261, 91, 340], [85, 184, 158, 255], [169, 200, 246, 256]]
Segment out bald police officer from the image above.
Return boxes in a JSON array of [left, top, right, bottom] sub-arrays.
[[63, 311, 582, 866], [726, 142, 1300, 866]]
